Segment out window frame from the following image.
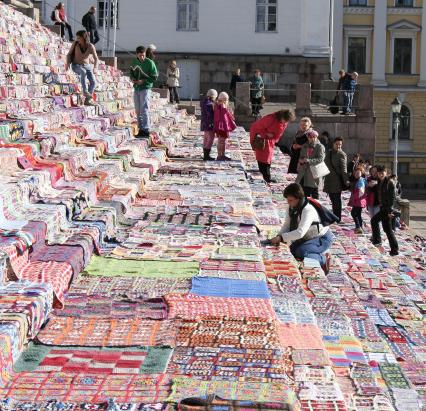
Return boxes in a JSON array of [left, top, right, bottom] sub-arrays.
[[393, 38, 413, 74], [344, 27, 372, 74], [347, 37, 367, 73], [348, 0, 368, 6], [391, 104, 411, 141], [255, 0, 278, 33], [176, 0, 199, 31], [98, 0, 119, 29], [394, 0, 414, 7]]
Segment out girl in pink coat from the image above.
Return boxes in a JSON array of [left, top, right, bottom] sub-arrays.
[[349, 166, 368, 234], [214, 92, 236, 161], [249, 109, 295, 183]]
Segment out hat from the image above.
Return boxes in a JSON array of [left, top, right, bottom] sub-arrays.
[[218, 91, 229, 101], [206, 89, 218, 98], [147, 44, 157, 50], [306, 130, 319, 139]]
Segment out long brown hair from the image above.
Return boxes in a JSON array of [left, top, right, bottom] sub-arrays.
[[76, 30, 90, 50], [275, 109, 296, 122]]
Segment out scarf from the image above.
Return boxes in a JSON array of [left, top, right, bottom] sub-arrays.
[[289, 197, 308, 231]]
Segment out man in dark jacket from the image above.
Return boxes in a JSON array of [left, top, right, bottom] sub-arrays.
[[323, 137, 348, 222], [342, 71, 358, 114], [371, 165, 399, 256], [82, 6, 99, 45]]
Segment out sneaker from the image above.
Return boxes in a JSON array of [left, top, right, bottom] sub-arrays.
[[137, 130, 150, 138], [389, 250, 399, 256], [321, 253, 331, 275], [84, 97, 97, 106]]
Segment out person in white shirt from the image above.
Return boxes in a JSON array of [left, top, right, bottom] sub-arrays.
[[270, 183, 334, 272]]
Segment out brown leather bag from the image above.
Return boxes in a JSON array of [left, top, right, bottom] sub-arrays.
[[251, 134, 266, 150]]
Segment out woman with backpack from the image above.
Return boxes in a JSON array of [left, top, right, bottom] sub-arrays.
[[52, 3, 73, 41], [269, 183, 335, 274], [65, 30, 98, 106]]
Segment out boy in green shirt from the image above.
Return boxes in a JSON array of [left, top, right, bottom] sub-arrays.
[[129, 46, 158, 137]]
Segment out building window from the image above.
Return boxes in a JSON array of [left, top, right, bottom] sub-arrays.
[[256, 0, 277, 32], [397, 162, 409, 175], [98, 1, 119, 28], [349, 0, 367, 6], [177, 0, 199, 31], [348, 37, 366, 73], [394, 38, 412, 74], [392, 104, 411, 140], [395, 0, 414, 7], [262, 73, 277, 86]]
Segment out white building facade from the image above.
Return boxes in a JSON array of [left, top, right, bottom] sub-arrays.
[[40, 0, 332, 99]]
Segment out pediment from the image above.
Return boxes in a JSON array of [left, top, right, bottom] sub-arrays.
[[387, 19, 421, 31]]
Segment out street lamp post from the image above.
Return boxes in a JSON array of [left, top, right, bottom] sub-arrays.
[[391, 97, 402, 177]]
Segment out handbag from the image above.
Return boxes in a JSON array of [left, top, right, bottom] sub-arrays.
[[310, 161, 330, 179], [260, 95, 266, 104], [251, 134, 265, 150], [329, 151, 350, 190], [328, 96, 339, 114]]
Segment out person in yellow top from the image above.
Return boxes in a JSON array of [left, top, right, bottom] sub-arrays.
[[66, 30, 99, 105]]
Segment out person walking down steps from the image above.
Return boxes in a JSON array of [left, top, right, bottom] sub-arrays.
[[129, 46, 159, 138], [214, 92, 236, 161], [65, 30, 98, 106], [201, 89, 217, 161]]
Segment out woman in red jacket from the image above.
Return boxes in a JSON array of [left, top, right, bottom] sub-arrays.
[[250, 109, 295, 183]]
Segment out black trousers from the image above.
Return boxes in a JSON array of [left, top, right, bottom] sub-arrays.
[[88, 29, 100, 45], [351, 206, 363, 228], [55, 22, 73, 40], [257, 161, 271, 183], [168, 87, 180, 103], [251, 97, 262, 115], [328, 192, 342, 222], [371, 208, 399, 251], [303, 186, 319, 199]]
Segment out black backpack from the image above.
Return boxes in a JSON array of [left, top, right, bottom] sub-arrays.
[[51, 10, 56, 21], [82, 13, 89, 28], [306, 197, 339, 227], [328, 96, 339, 114]]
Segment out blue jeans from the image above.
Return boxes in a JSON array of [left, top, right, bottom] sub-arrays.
[[290, 230, 334, 266], [71, 63, 95, 95], [134, 88, 151, 132], [343, 91, 354, 113]]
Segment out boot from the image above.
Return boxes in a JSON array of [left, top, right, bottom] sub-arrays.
[[203, 148, 214, 161]]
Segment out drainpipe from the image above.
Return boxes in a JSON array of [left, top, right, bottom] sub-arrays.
[[329, 0, 334, 80]]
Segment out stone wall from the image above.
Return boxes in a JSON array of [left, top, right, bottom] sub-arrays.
[[116, 53, 329, 102]]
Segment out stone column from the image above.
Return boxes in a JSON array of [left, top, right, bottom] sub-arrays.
[[372, 1, 388, 86], [235, 82, 251, 116], [418, 5, 426, 87], [296, 83, 312, 117], [333, 0, 344, 79], [354, 85, 374, 118]]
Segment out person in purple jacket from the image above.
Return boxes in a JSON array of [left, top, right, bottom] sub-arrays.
[[201, 89, 217, 161]]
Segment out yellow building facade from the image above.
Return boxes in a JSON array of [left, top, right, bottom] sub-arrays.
[[334, 0, 426, 184]]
